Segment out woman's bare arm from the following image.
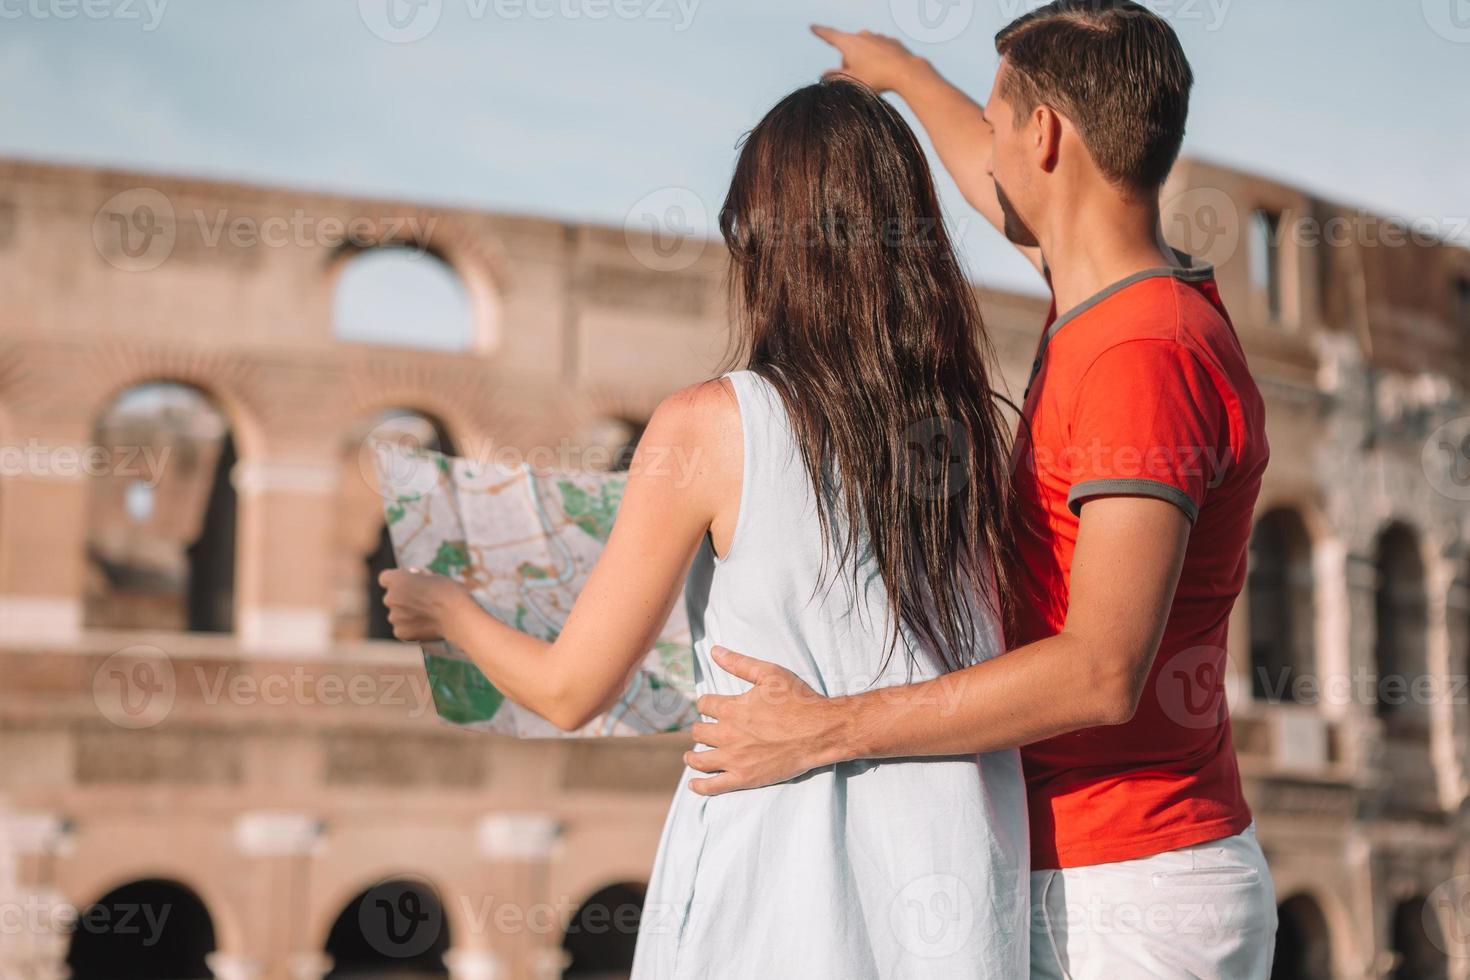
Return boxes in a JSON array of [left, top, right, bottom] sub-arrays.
[[382, 378, 740, 730]]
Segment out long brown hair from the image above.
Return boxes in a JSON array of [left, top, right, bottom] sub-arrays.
[[720, 79, 1017, 673]]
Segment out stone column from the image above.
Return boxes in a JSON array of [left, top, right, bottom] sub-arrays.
[[232, 460, 337, 655], [232, 811, 326, 980], [0, 805, 74, 980], [1426, 553, 1465, 809], [1342, 551, 1385, 779], [0, 425, 90, 644], [285, 951, 332, 980], [476, 813, 562, 980], [206, 952, 265, 980], [443, 947, 504, 980]]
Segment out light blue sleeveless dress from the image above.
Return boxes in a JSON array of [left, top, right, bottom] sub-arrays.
[[631, 370, 1029, 979]]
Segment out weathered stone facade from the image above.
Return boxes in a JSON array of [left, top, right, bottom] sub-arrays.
[[0, 156, 1466, 979]]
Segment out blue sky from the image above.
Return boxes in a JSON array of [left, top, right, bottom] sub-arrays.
[[4, 0, 1467, 298]]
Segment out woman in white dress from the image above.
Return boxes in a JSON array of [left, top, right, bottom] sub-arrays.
[[381, 79, 1029, 978]]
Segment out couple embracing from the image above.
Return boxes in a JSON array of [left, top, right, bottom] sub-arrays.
[[382, 1, 1279, 976]]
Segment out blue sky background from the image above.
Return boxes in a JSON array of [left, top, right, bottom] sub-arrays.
[[5, 0, 1467, 299]]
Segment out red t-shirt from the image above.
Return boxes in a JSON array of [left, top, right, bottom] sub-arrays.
[[1012, 261, 1269, 870]]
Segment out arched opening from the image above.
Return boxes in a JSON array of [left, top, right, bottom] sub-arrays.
[[334, 410, 454, 642], [561, 882, 646, 979], [1247, 508, 1316, 703], [67, 879, 216, 980], [1374, 524, 1430, 731], [332, 246, 476, 352], [1271, 893, 1332, 980], [85, 383, 236, 633], [324, 878, 450, 978], [1390, 896, 1449, 980]]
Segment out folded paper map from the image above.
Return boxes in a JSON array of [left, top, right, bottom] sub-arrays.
[[373, 441, 698, 737]]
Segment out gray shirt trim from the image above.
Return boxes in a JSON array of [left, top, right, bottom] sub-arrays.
[[1068, 478, 1201, 524]]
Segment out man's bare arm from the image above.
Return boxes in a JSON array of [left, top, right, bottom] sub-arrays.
[[812, 25, 1044, 274], [687, 496, 1189, 793]]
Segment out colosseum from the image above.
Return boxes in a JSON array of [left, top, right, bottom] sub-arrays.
[[0, 155, 1467, 980]]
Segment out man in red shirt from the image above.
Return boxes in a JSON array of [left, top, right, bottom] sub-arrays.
[[683, 2, 1278, 976]]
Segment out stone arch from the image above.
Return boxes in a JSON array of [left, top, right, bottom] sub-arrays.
[[83, 380, 240, 632], [1389, 894, 1449, 980], [324, 214, 505, 355], [318, 875, 453, 978], [561, 881, 647, 979], [1271, 892, 1334, 980], [65, 877, 224, 980], [1247, 507, 1317, 703], [80, 356, 268, 466]]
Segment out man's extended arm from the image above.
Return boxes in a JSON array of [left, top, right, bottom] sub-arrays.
[[686, 497, 1189, 794], [812, 25, 1043, 273]]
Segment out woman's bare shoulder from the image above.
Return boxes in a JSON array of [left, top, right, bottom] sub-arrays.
[[633, 376, 742, 522]]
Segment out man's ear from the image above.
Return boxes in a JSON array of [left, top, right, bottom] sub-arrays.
[[1032, 104, 1062, 175]]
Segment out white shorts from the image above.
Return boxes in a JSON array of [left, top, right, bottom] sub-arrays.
[[1030, 824, 1277, 980]]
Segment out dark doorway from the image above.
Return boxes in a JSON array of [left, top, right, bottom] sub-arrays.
[[562, 882, 646, 979], [67, 879, 216, 980]]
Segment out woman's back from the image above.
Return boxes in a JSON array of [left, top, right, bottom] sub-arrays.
[[631, 369, 1028, 980]]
